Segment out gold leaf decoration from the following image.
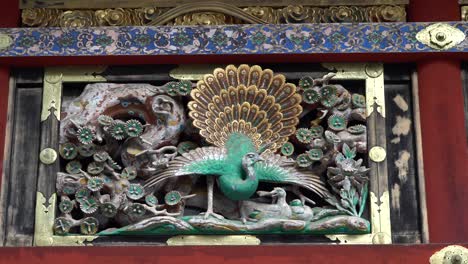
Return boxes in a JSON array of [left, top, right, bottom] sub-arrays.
[[60, 10, 96, 27], [21, 4, 407, 27], [95, 8, 133, 26], [22, 8, 61, 27], [171, 12, 231, 26], [242, 7, 277, 24]]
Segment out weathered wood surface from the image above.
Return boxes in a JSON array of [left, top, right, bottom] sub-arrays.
[[1, 87, 42, 246], [384, 81, 422, 243], [36, 113, 60, 200]]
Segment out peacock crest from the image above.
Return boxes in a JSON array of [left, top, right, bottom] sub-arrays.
[[188, 64, 302, 152]]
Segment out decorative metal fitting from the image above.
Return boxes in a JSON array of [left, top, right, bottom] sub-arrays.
[[416, 23, 465, 50], [39, 148, 58, 164], [0, 34, 12, 50], [369, 146, 386, 162], [430, 245, 467, 264]]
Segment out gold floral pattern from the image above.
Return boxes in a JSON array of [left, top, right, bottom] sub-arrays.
[[21, 5, 407, 27]]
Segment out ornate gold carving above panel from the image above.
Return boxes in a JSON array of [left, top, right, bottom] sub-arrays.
[[22, 4, 406, 27], [20, 0, 409, 9]]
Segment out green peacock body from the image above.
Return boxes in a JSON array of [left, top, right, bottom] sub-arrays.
[[145, 64, 328, 201]]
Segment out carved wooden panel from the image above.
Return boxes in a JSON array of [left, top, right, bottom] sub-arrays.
[[0, 64, 425, 246]]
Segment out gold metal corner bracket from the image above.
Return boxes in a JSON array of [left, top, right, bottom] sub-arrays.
[[41, 66, 107, 122], [34, 192, 98, 246], [416, 23, 466, 50], [322, 63, 385, 118], [325, 191, 392, 244]]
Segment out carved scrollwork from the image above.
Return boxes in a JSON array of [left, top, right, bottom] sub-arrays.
[[21, 4, 407, 27]]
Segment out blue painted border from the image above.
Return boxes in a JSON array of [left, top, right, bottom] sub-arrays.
[[0, 23, 467, 57]]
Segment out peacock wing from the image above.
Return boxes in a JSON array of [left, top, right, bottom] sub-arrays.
[[255, 153, 329, 197], [144, 146, 227, 189]]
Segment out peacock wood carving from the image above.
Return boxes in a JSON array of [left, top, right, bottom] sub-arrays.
[[144, 65, 329, 219], [55, 64, 371, 236]]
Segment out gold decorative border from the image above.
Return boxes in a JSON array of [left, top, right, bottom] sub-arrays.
[[167, 235, 261, 246], [322, 63, 391, 244], [35, 63, 391, 245], [22, 4, 406, 27], [34, 192, 98, 246], [34, 66, 106, 246], [322, 63, 386, 118]]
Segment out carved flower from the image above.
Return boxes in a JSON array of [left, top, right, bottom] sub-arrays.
[[95, 8, 132, 26], [327, 144, 369, 193], [368, 5, 406, 22], [173, 12, 227, 26], [280, 5, 309, 23], [326, 6, 363, 23], [243, 7, 277, 23], [59, 10, 96, 27], [22, 8, 60, 27]]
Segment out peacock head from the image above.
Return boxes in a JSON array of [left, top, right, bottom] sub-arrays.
[[269, 187, 287, 199], [242, 152, 264, 168]]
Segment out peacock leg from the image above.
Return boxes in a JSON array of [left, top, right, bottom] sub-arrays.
[[200, 176, 224, 219], [286, 186, 316, 205]]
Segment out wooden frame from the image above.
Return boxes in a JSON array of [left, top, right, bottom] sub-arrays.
[[32, 63, 395, 246]]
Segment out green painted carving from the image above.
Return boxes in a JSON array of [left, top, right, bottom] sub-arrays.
[[53, 65, 371, 236]]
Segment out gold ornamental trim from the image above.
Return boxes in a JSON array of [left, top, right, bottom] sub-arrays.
[[167, 235, 261, 245], [21, 3, 407, 27], [20, 0, 409, 9], [41, 67, 106, 122]]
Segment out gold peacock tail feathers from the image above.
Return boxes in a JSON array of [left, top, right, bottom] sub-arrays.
[[188, 64, 302, 151]]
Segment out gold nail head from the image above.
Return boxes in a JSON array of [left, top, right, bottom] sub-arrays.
[[40, 148, 58, 165], [369, 146, 386, 163]]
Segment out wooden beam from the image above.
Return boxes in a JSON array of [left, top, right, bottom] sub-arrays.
[[0, 244, 465, 263]]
